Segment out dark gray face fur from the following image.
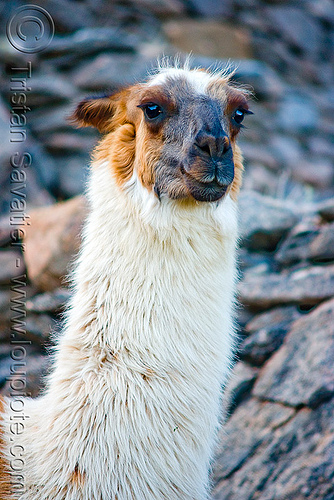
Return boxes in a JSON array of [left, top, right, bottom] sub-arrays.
[[152, 77, 235, 202]]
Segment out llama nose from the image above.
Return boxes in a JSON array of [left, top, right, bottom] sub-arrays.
[[194, 131, 231, 158]]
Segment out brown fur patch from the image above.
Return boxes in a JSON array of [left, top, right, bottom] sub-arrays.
[[71, 463, 86, 488], [0, 397, 11, 499], [229, 143, 244, 201]]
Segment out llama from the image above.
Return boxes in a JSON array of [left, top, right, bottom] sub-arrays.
[[0, 62, 251, 499]]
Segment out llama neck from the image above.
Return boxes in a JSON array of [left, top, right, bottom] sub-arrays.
[[55, 162, 238, 372]]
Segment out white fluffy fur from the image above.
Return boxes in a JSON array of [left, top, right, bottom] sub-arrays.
[[2, 68, 239, 500]]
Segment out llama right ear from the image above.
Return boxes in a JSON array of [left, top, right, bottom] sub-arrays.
[[69, 95, 117, 133]]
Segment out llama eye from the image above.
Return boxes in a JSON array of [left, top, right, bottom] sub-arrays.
[[232, 107, 253, 126], [233, 108, 245, 125], [141, 103, 163, 120]]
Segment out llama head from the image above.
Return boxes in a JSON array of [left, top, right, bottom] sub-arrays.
[[70, 64, 252, 203]]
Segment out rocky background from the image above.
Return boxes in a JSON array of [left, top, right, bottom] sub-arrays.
[[0, 0, 334, 498]]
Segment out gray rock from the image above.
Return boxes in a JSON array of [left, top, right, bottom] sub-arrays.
[[269, 135, 303, 168], [0, 97, 16, 165], [72, 53, 151, 91], [309, 136, 334, 158], [26, 313, 58, 342], [245, 305, 302, 334], [213, 398, 334, 500], [22, 74, 77, 107], [241, 143, 279, 170], [232, 59, 285, 100], [57, 155, 90, 198], [291, 158, 334, 189], [239, 191, 299, 251], [35, 0, 93, 32], [225, 361, 259, 413], [30, 105, 72, 135], [0, 289, 11, 322], [277, 92, 318, 132], [42, 27, 138, 59], [0, 250, 26, 285], [0, 353, 50, 398], [240, 304, 302, 366], [317, 199, 334, 222], [213, 398, 295, 482], [275, 219, 334, 265], [253, 298, 334, 408], [26, 288, 71, 314], [43, 131, 98, 154], [239, 264, 334, 308], [189, 0, 233, 17], [265, 7, 323, 58]]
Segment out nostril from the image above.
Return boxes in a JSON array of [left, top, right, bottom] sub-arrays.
[[221, 136, 230, 155], [195, 142, 211, 156]]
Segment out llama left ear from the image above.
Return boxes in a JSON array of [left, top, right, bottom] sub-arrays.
[[69, 94, 117, 133]]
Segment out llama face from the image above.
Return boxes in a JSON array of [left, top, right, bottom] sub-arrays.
[[71, 67, 251, 203]]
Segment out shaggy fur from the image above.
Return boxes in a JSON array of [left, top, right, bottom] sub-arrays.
[[0, 62, 250, 499]]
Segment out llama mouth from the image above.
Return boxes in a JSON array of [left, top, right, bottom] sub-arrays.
[[182, 169, 230, 202]]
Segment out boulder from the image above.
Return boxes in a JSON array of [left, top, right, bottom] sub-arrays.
[[275, 219, 334, 265], [23, 196, 86, 291], [239, 190, 299, 251], [239, 264, 334, 308], [253, 298, 334, 408], [213, 398, 334, 500]]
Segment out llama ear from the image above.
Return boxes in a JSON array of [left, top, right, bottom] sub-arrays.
[[69, 94, 117, 133]]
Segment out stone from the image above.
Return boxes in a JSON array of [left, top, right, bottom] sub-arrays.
[[26, 288, 71, 314], [241, 305, 302, 367], [213, 398, 295, 482], [57, 155, 90, 198], [25, 314, 58, 342], [0, 250, 26, 285], [163, 21, 251, 59], [245, 305, 301, 334], [129, 0, 186, 17], [0, 97, 15, 165], [42, 27, 138, 59], [188, 0, 233, 17], [0, 216, 12, 247], [36, 0, 93, 32], [29, 105, 72, 135], [225, 361, 259, 414], [238, 248, 274, 273], [269, 135, 303, 168], [232, 60, 285, 100], [239, 191, 299, 251], [0, 290, 11, 323], [253, 298, 334, 408], [239, 264, 334, 308], [265, 7, 323, 59], [240, 143, 279, 170], [275, 219, 334, 265], [242, 163, 279, 196], [17, 73, 76, 108], [0, 353, 50, 398], [213, 399, 334, 500], [291, 158, 334, 189], [72, 53, 150, 91], [23, 196, 87, 291], [309, 136, 334, 158], [317, 199, 334, 222], [277, 92, 318, 132], [44, 132, 98, 154]]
